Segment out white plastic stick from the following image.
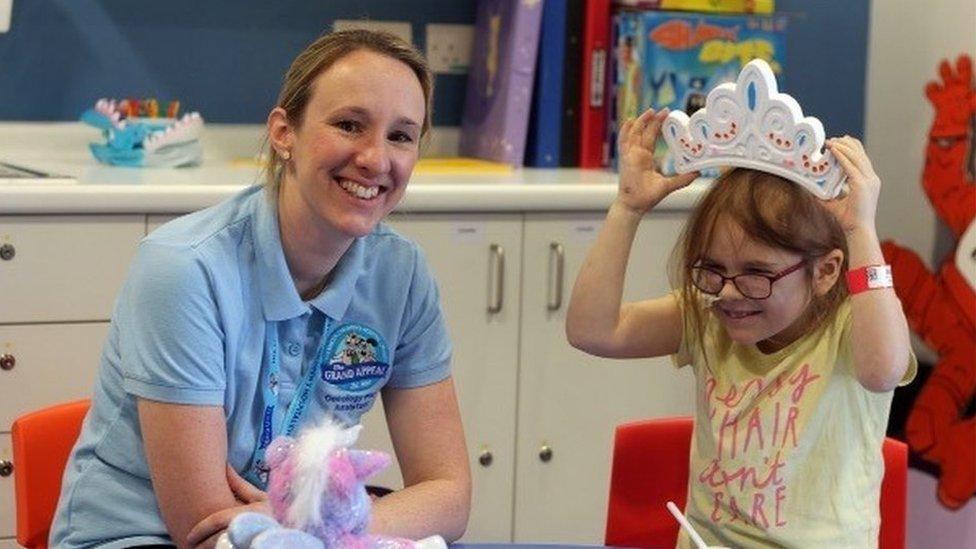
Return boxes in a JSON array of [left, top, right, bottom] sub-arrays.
[[666, 500, 708, 549]]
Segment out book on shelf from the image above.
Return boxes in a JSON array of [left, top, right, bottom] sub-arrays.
[[610, 10, 787, 170], [613, 0, 775, 14], [414, 157, 514, 175], [459, 0, 545, 167], [560, 0, 586, 167], [525, 0, 569, 168], [578, 0, 613, 168]]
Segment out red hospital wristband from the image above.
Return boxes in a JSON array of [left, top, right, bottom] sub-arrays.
[[847, 264, 894, 294]]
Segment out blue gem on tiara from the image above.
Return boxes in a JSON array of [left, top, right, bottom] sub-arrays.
[[661, 58, 846, 200]]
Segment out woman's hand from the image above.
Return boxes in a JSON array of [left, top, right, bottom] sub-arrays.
[[823, 136, 882, 234], [186, 466, 272, 548], [617, 107, 699, 214]]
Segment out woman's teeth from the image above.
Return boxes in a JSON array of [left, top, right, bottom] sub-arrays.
[[339, 179, 380, 199]]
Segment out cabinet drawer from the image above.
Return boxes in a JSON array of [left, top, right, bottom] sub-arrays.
[[1, 434, 13, 538], [0, 216, 144, 323], [0, 323, 108, 428]]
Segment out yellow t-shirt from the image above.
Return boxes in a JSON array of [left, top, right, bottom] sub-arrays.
[[672, 297, 916, 548]]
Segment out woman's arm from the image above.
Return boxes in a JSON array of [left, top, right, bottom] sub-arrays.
[[566, 107, 697, 359], [825, 137, 912, 392], [139, 400, 268, 549], [371, 377, 471, 541]]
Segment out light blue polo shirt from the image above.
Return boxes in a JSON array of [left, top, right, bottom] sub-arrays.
[[49, 185, 452, 548]]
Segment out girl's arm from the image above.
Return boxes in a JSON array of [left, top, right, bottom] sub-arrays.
[[372, 377, 471, 541], [825, 137, 913, 392], [566, 108, 698, 359]]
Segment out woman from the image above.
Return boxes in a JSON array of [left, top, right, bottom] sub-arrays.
[[50, 29, 471, 548]]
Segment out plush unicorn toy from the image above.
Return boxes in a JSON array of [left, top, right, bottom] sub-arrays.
[[216, 419, 447, 549]]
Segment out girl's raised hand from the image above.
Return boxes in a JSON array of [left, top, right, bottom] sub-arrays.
[[823, 136, 881, 233], [617, 108, 700, 214]]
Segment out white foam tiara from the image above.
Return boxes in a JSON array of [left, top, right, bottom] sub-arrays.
[[662, 59, 845, 200]]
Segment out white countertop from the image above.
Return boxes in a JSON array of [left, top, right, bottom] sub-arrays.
[[0, 123, 707, 214]]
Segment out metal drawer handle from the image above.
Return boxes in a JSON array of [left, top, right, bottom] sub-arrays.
[[547, 242, 565, 311], [0, 353, 15, 371], [487, 244, 505, 314], [0, 460, 12, 477], [0, 243, 14, 261], [539, 444, 553, 463], [478, 449, 494, 468]]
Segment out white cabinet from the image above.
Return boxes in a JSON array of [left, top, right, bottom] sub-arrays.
[[0, 215, 142, 539], [0, 324, 108, 428], [0, 323, 108, 540], [513, 213, 695, 543], [365, 211, 693, 543], [0, 216, 143, 323], [360, 214, 523, 543], [0, 434, 12, 541]]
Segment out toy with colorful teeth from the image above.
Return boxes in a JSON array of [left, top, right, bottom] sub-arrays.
[[661, 59, 846, 200], [143, 112, 203, 152], [80, 98, 205, 168]]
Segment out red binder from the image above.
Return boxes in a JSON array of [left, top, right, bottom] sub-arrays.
[[578, 0, 611, 168]]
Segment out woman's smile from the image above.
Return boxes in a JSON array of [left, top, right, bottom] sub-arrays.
[[335, 176, 390, 202]]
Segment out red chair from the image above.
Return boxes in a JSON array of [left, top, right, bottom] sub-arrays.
[[11, 399, 91, 549], [605, 416, 908, 549], [881, 437, 908, 549]]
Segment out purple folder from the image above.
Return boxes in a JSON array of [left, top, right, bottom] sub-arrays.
[[459, 0, 545, 166]]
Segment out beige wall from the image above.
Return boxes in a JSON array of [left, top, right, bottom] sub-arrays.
[[867, 0, 976, 261], [866, 1, 976, 546]]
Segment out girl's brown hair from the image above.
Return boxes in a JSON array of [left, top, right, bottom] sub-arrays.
[[670, 168, 849, 361], [264, 29, 434, 191]]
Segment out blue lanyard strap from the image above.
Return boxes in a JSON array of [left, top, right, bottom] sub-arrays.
[[245, 317, 331, 487]]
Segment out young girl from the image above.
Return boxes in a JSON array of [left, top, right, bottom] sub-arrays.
[[566, 107, 916, 547]]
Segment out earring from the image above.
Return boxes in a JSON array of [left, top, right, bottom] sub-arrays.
[[281, 150, 291, 161]]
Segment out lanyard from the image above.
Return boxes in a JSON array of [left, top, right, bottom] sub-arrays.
[[245, 316, 332, 487]]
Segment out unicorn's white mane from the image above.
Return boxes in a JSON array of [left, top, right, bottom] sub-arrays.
[[286, 419, 362, 530]]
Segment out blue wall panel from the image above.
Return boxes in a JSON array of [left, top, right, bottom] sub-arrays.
[[0, 0, 868, 137], [0, 0, 475, 124]]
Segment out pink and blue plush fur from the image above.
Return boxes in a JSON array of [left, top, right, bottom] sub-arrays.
[[219, 420, 444, 549]]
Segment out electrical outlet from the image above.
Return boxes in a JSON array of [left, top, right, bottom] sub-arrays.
[[333, 19, 413, 45], [425, 24, 474, 75], [0, 0, 12, 33]]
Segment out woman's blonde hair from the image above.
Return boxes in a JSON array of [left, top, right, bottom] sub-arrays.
[[670, 168, 849, 360], [264, 29, 434, 191]]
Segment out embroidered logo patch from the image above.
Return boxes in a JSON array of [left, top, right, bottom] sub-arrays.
[[320, 323, 390, 394]]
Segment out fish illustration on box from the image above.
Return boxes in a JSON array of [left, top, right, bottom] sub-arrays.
[[638, 11, 788, 115], [611, 10, 787, 173]]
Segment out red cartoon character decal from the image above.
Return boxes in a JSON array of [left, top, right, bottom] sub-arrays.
[[881, 54, 975, 509]]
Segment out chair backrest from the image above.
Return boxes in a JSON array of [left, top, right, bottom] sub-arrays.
[[880, 437, 907, 549], [605, 416, 693, 548], [11, 399, 91, 549], [604, 416, 908, 549]]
